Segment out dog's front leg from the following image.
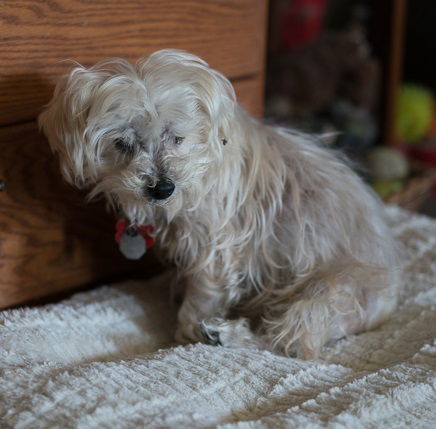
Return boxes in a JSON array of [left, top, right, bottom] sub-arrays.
[[175, 275, 230, 345], [175, 274, 264, 350]]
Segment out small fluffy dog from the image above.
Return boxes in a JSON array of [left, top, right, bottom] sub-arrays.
[[39, 49, 399, 358]]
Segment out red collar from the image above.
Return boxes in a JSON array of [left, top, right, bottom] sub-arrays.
[[115, 219, 155, 248]]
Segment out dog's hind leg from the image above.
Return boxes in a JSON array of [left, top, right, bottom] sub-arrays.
[[261, 278, 368, 358]]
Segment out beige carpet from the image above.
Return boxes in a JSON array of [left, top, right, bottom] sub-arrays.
[[0, 206, 435, 428]]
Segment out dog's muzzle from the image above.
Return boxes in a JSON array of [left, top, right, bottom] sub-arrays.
[[148, 178, 175, 200]]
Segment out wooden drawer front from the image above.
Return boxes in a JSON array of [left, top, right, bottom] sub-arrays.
[[0, 0, 267, 126], [0, 77, 263, 308]]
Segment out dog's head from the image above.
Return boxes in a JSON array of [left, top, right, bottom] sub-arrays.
[[39, 50, 236, 224]]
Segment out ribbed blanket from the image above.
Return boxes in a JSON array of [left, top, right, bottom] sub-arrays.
[[1, 206, 435, 428]]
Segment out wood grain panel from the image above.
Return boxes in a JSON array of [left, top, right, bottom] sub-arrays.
[[0, 0, 267, 126], [0, 77, 263, 308], [234, 75, 265, 118]]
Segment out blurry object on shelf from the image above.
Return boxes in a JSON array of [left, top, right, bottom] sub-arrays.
[[428, 110, 436, 139], [266, 2, 380, 151], [384, 83, 436, 207], [326, 99, 377, 150], [270, 0, 327, 54], [373, 179, 404, 200], [367, 147, 409, 180], [266, 95, 293, 119], [291, 98, 377, 154], [366, 147, 409, 199], [385, 168, 436, 212], [407, 139, 436, 168], [267, 28, 379, 119], [396, 84, 434, 143]]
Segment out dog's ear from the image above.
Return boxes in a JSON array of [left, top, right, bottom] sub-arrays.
[[38, 66, 106, 187], [191, 61, 236, 147]]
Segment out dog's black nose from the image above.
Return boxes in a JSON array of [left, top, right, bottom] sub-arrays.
[[148, 179, 175, 200]]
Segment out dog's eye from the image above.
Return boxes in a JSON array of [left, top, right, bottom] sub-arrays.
[[114, 138, 135, 156], [174, 136, 185, 145]]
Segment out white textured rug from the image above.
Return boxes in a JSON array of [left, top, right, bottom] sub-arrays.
[[1, 206, 435, 429]]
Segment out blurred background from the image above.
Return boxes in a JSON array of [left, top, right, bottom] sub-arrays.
[[265, 0, 436, 216]]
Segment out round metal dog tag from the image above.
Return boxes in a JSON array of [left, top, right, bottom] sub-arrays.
[[118, 228, 146, 260]]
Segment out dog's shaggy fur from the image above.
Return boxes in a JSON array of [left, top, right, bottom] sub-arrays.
[[39, 49, 399, 358]]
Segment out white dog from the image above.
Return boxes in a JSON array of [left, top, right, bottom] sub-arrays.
[[39, 49, 399, 358]]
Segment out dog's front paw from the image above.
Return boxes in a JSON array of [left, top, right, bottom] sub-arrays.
[[175, 322, 203, 345], [200, 317, 263, 350], [200, 321, 222, 346]]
